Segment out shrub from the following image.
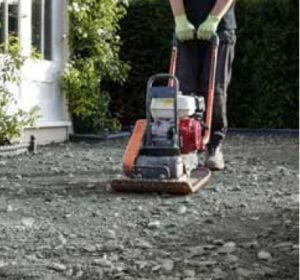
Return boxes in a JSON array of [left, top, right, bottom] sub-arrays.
[[108, 0, 298, 128], [63, 0, 130, 133], [0, 37, 39, 145]]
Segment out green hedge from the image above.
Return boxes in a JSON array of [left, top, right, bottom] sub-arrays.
[[108, 0, 298, 128], [230, 0, 299, 128], [107, 0, 173, 126]]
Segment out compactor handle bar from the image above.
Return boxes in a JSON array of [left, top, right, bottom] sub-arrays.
[[168, 34, 220, 147], [203, 34, 219, 145]]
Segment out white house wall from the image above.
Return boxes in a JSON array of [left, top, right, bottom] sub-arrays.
[[18, 0, 71, 144]]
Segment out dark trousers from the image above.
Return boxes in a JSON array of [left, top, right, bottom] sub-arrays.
[[175, 30, 236, 146]]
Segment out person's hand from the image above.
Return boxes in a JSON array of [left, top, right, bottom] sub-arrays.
[[175, 14, 196, 42], [197, 15, 220, 41]]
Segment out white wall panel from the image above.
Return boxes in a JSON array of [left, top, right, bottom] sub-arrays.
[[18, 0, 71, 133]]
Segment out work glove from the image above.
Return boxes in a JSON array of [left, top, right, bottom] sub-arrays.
[[197, 15, 220, 41], [175, 14, 196, 42]]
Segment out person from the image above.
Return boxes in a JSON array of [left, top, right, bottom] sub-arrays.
[[168, 0, 236, 170]]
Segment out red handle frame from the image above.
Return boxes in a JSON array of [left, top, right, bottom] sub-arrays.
[[167, 37, 219, 149], [168, 46, 178, 87], [203, 39, 219, 146]]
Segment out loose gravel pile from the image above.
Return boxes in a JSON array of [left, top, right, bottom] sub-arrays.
[[0, 134, 298, 280]]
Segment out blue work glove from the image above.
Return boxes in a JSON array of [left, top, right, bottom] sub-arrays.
[[175, 14, 196, 42], [197, 15, 220, 41]]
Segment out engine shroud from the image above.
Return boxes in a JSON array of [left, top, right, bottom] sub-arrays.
[[179, 117, 203, 154]]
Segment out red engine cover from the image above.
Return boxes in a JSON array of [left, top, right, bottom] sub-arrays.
[[179, 117, 203, 154]]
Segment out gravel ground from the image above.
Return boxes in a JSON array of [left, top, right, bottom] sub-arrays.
[[0, 134, 298, 280]]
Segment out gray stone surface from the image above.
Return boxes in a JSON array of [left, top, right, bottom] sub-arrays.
[[0, 135, 298, 279]]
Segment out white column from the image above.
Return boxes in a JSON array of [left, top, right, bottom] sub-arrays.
[[52, 0, 62, 64], [61, 0, 69, 66], [3, 0, 8, 50], [18, 0, 31, 57]]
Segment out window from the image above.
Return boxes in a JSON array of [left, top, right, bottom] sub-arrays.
[[32, 0, 52, 60], [0, 0, 19, 44]]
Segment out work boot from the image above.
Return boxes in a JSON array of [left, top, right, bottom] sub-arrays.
[[206, 144, 225, 171]]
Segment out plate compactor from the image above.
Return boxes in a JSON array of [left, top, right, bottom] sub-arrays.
[[111, 36, 219, 195]]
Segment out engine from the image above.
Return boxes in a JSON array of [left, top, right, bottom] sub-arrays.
[[150, 95, 205, 154]]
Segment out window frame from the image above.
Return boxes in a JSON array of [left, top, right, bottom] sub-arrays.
[[1, 0, 56, 62], [32, 0, 52, 60], [0, 0, 19, 48]]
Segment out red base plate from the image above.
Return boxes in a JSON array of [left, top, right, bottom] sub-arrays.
[[111, 167, 211, 195]]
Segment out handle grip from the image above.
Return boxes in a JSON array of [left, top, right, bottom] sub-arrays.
[[147, 73, 179, 91]]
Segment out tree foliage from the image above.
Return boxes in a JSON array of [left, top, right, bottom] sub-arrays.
[[63, 0, 130, 133]]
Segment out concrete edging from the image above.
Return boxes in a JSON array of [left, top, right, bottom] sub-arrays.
[[0, 136, 37, 157]]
